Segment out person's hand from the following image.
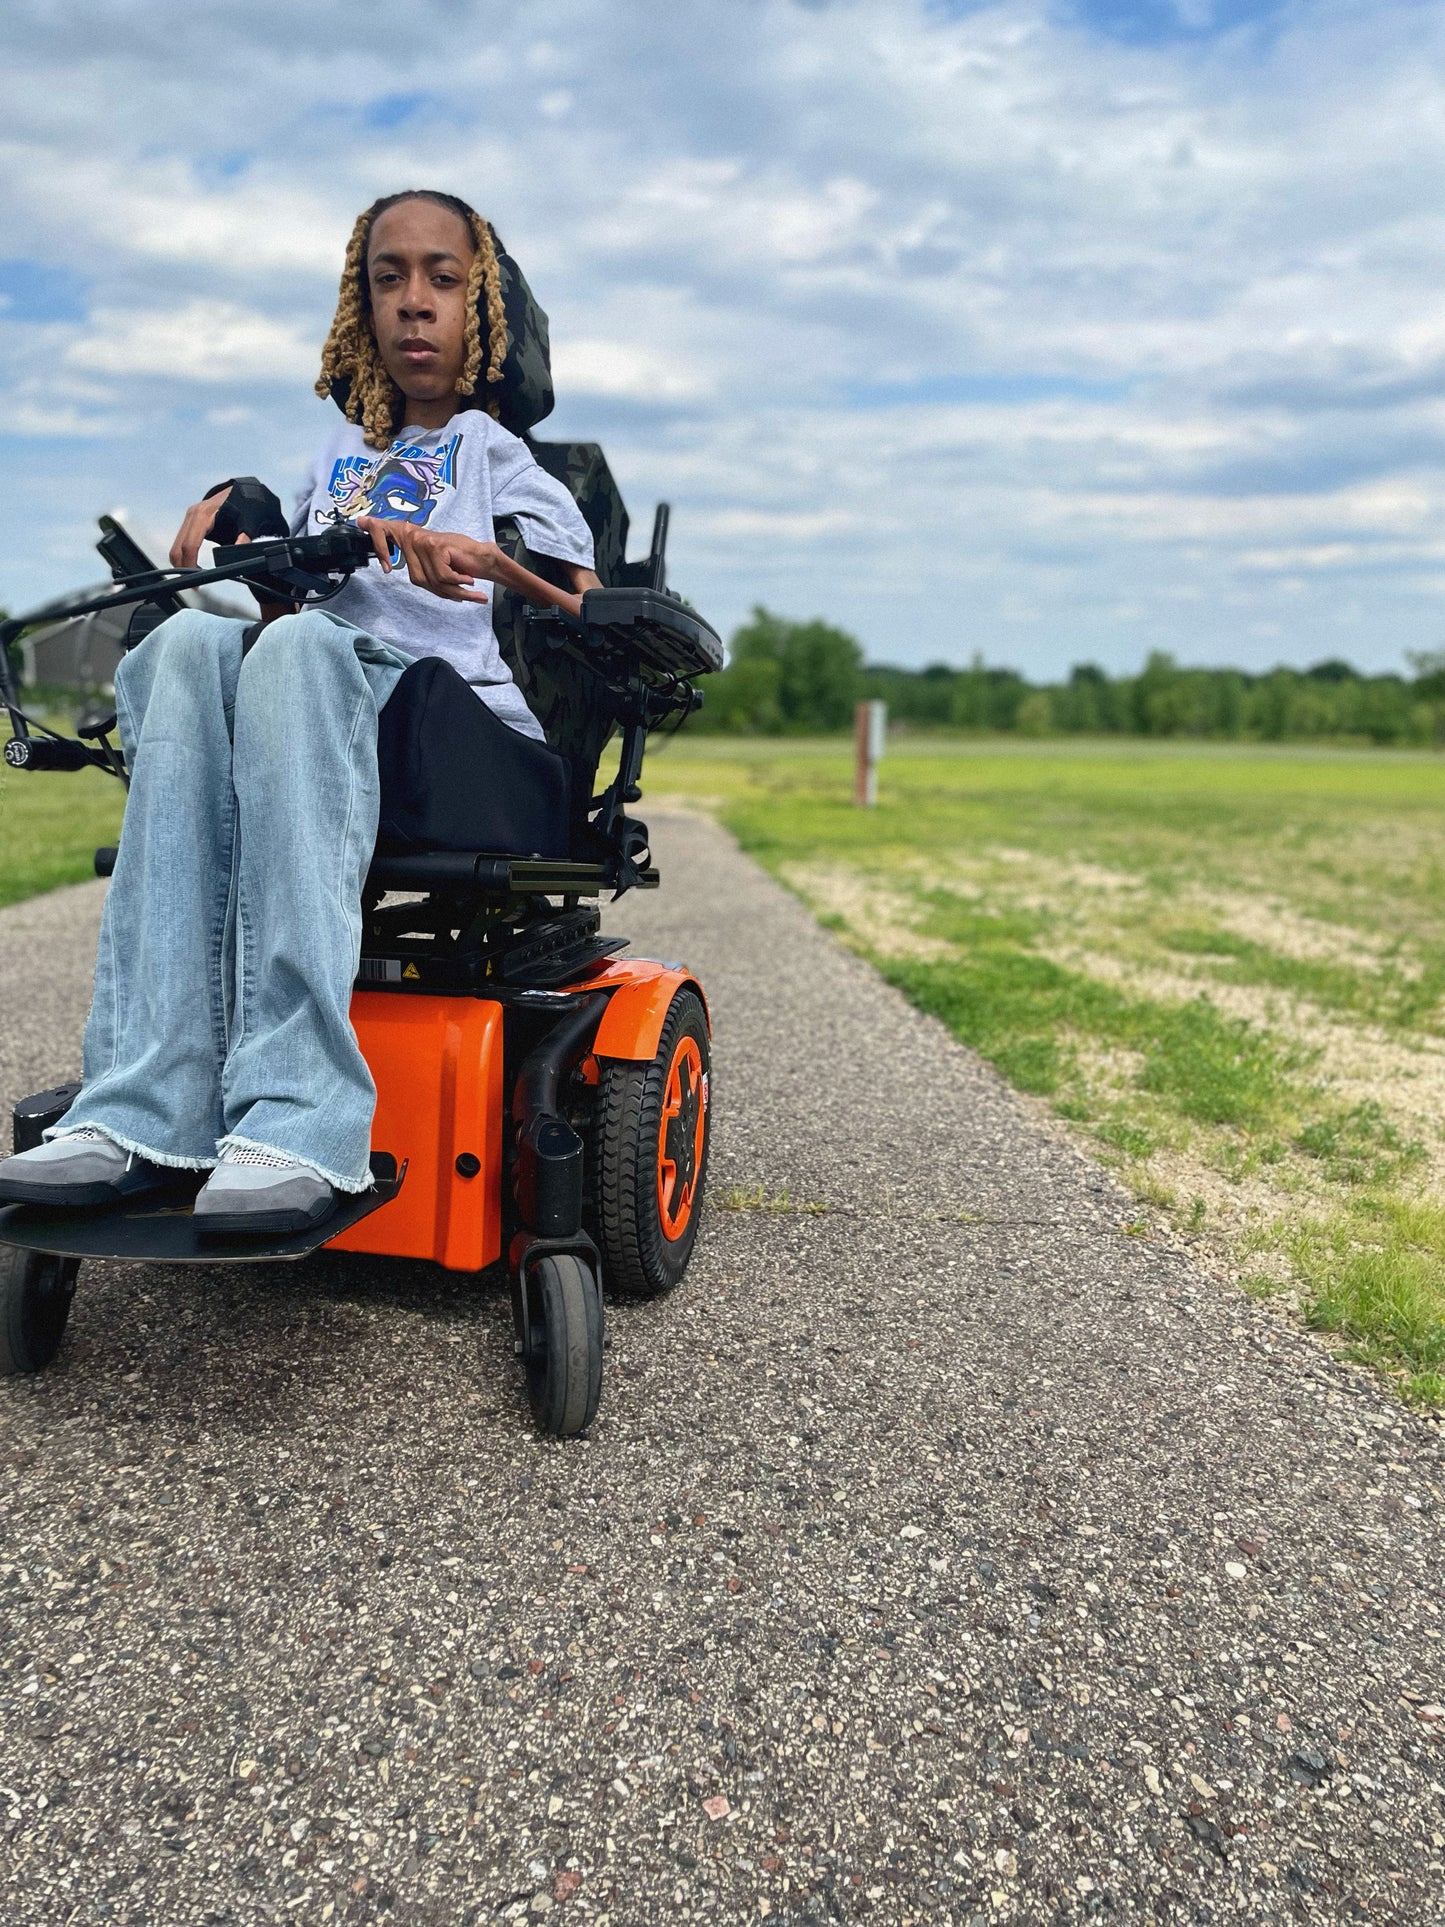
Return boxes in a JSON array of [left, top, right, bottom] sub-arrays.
[[170, 485, 233, 568], [171, 488, 295, 624], [356, 518, 588, 618], [356, 519, 494, 605]]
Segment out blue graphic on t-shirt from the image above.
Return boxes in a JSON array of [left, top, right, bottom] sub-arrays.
[[327, 433, 461, 526]]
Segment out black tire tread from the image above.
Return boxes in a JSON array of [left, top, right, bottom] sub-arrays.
[[0, 1246, 78, 1376], [593, 990, 710, 1300], [527, 1253, 602, 1438]]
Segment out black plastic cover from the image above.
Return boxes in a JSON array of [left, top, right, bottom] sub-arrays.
[[12, 1082, 82, 1155], [579, 588, 724, 680], [211, 523, 374, 602], [515, 1116, 584, 1238]]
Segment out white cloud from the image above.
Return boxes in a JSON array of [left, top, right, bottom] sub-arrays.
[[549, 336, 711, 402], [65, 302, 318, 383], [1, 396, 132, 438], [0, 143, 347, 273], [691, 506, 865, 542]]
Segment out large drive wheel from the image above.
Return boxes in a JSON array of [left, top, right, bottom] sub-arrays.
[[594, 988, 711, 1299], [0, 1247, 79, 1375], [520, 1253, 603, 1438]]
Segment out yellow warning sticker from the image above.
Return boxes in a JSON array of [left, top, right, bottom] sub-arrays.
[[402, 963, 420, 980]]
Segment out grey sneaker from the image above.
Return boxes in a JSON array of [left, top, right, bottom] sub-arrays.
[[192, 1162, 338, 1237], [0, 1132, 171, 1208]]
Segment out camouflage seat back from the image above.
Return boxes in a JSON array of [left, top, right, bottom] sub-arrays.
[[526, 440, 630, 585], [476, 234, 554, 437], [493, 441, 632, 851]]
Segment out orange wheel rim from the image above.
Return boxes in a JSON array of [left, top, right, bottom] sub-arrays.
[[657, 1036, 707, 1240]]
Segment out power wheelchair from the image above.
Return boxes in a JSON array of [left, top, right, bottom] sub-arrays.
[[0, 456, 721, 1438]]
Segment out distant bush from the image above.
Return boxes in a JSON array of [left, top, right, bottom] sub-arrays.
[[690, 618, 1445, 746], [694, 607, 862, 734]]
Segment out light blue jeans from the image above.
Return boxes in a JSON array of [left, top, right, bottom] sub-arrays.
[[49, 608, 412, 1191]]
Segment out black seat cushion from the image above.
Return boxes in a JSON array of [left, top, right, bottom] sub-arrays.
[[375, 655, 571, 858]]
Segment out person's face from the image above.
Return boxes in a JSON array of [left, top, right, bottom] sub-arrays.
[[366, 199, 475, 423]]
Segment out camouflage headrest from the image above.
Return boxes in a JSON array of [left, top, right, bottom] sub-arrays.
[[329, 224, 555, 439]]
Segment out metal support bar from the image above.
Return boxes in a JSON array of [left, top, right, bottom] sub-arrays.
[[0, 618, 26, 735], [647, 502, 671, 591]]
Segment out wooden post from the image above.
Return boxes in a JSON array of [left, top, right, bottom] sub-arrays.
[[854, 699, 886, 807]]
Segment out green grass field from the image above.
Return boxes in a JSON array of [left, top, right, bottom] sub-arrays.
[[0, 706, 127, 909], [5, 719, 1444, 1403], [648, 734, 1445, 1406]]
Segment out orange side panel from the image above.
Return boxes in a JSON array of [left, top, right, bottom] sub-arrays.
[[327, 992, 504, 1271], [588, 959, 709, 1062]]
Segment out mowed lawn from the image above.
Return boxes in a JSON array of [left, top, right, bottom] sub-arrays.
[[0, 709, 126, 909], [648, 734, 1445, 1406]]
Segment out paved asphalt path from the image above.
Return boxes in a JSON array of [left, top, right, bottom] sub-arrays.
[[1, 811, 1443, 1927]]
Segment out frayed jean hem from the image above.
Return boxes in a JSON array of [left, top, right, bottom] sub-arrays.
[[42, 1122, 218, 1172]]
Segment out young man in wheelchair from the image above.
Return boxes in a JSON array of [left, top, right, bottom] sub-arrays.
[[0, 190, 602, 1235]]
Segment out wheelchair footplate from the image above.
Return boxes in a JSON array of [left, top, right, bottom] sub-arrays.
[[0, 1153, 405, 1266]]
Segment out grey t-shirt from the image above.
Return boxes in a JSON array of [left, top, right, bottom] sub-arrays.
[[292, 412, 594, 740]]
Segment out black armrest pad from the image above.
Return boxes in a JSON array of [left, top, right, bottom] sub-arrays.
[[579, 588, 723, 679]]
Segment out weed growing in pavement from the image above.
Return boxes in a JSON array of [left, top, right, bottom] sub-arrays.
[[646, 735, 1445, 1407], [709, 1183, 827, 1216]]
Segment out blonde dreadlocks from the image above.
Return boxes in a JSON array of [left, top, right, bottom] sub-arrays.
[[315, 190, 509, 450]]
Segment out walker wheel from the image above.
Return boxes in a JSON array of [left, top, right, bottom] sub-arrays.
[[520, 1253, 603, 1438], [0, 1247, 79, 1375], [593, 988, 711, 1299]]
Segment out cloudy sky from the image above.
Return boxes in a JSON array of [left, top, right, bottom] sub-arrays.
[[1, 0, 1442, 675]]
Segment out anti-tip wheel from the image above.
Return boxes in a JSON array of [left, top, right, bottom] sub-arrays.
[[520, 1252, 603, 1439], [0, 1245, 79, 1375]]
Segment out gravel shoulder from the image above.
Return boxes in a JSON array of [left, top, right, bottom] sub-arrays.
[[0, 814, 1442, 1925]]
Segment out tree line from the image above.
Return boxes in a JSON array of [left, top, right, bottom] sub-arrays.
[[694, 607, 1445, 746]]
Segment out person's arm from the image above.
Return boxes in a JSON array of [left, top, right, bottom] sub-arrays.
[[355, 521, 596, 618], [491, 439, 598, 604]]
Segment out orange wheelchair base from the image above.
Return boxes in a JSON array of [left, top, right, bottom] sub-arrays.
[[0, 954, 712, 1438], [336, 954, 706, 1270]]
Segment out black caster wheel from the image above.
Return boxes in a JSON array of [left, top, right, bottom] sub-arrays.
[[593, 988, 711, 1299], [519, 1253, 603, 1438], [0, 1247, 79, 1375]]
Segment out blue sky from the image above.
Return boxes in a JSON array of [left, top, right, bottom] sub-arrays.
[[1, 0, 1442, 676]]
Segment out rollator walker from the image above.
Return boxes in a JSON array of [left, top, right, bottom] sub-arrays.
[[0, 456, 721, 1437]]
